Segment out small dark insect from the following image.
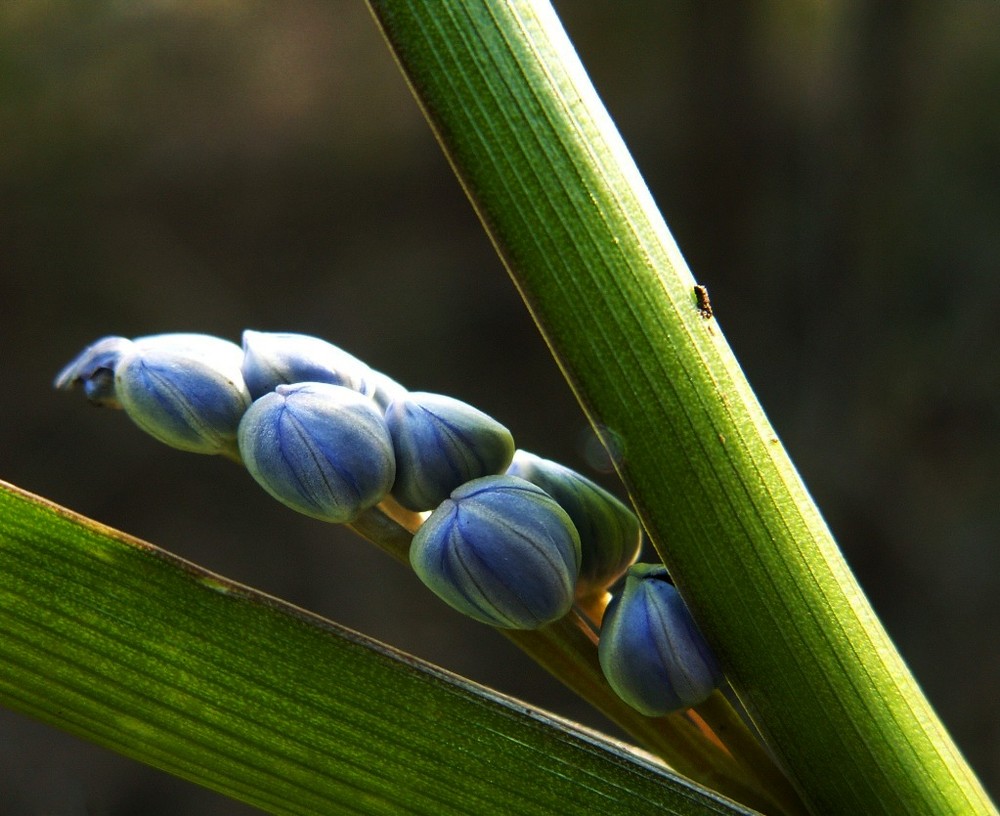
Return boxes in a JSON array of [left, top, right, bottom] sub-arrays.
[[694, 284, 713, 319]]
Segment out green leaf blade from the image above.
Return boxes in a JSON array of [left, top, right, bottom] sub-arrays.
[[0, 481, 755, 816], [367, 2, 997, 814]]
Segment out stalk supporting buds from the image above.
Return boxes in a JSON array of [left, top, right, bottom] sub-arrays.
[[409, 475, 581, 629], [598, 564, 723, 715], [241, 330, 377, 401], [238, 382, 396, 523], [506, 449, 641, 597], [385, 392, 515, 511]]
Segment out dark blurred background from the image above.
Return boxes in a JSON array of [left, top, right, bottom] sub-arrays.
[[2, 1, 998, 813]]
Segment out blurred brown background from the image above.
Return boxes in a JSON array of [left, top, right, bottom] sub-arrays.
[[2, 1, 998, 813]]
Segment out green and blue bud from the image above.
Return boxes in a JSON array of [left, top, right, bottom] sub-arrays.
[[385, 392, 515, 511], [598, 563, 722, 715], [410, 475, 581, 629], [365, 369, 409, 412], [241, 330, 378, 401], [238, 381, 396, 523], [54, 335, 134, 407], [58, 333, 252, 458], [507, 449, 641, 597]]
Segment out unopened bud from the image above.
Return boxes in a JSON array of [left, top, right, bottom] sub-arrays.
[[241, 330, 375, 401], [507, 449, 640, 596], [386, 392, 515, 511], [366, 369, 409, 412], [598, 564, 722, 715], [237, 382, 395, 523], [111, 333, 250, 457], [410, 475, 581, 629], [54, 335, 134, 408]]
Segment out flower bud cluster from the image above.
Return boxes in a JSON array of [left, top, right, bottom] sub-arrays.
[[57, 330, 636, 609], [58, 330, 721, 710]]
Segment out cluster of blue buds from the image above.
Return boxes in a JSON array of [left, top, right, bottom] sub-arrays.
[[57, 330, 723, 710], [57, 331, 634, 622]]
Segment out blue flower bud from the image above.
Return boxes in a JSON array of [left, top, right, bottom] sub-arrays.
[[54, 335, 135, 407], [241, 330, 376, 401], [237, 382, 396, 523], [410, 475, 581, 629], [385, 392, 515, 511], [114, 333, 251, 458], [507, 449, 641, 596], [366, 368, 409, 412], [598, 564, 723, 715]]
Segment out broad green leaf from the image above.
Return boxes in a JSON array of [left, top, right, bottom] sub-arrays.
[[366, 2, 997, 814], [0, 481, 756, 816]]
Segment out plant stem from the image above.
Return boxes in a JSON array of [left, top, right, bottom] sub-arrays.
[[366, 2, 997, 813]]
